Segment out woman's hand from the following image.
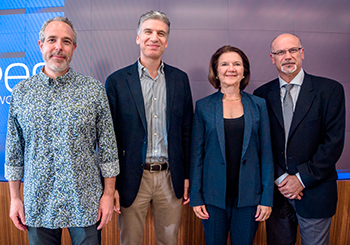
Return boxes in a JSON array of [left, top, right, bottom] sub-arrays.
[[255, 205, 271, 222], [193, 205, 210, 220]]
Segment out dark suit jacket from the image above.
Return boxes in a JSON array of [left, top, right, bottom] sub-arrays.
[[190, 91, 274, 210], [105, 61, 193, 207], [254, 72, 345, 218]]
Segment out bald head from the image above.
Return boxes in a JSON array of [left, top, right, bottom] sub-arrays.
[[270, 33, 304, 82], [271, 33, 302, 52]]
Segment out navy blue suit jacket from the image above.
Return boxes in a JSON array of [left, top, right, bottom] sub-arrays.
[[254, 72, 345, 218], [105, 61, 193, 207], [190, 91, 274, 210]]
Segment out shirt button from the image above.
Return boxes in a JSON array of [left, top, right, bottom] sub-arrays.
[[154, 115, 157, 118], [154, 133, 157, 136], [154, 98, 157, 101]]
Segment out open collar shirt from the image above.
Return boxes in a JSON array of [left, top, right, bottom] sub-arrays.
[[138, 60, 168, 163], [5, 67, 119, 228]]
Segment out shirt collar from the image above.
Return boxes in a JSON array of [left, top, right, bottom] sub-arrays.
[[39, 67, 75, 86], [137, 58, 165, 79], [279, 68, 304, 88]]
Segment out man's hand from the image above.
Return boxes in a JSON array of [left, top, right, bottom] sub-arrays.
[[278, 175, 304, 200], [9, 180, 27, 231], [96, 193, 114, 230], [182, 179, 190, 205], [193, 205, 209, 220], [9, 197, 27, 231], [114, 190, 121, 215], [96, 177, 116, 230], [255, 205, 272, 222]]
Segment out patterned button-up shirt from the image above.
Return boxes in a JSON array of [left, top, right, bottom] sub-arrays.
[[5, 68, 119, 228]]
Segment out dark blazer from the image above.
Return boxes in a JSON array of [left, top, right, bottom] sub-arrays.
[[105, 61, 193, 207], [190, 91, 274, 210], [254, 72, 345, 218]]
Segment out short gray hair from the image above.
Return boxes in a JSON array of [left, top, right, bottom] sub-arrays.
[[39, 16, 77, 45], [137, 10, 170, 37]]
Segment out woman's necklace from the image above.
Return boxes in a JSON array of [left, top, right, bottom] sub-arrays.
[[223, 96, 241, 101]]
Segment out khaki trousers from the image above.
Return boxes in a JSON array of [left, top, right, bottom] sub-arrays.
[[118, 169, 182, 245]]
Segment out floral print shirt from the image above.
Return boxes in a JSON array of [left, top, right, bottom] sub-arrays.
[[5, 68, 119, 228]]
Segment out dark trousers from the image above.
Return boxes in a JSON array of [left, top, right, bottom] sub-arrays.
[[266, 198, 298, 245], [266, 198, 332, 245], [27, 224, 101, 245], [202, 198, 259, 245]]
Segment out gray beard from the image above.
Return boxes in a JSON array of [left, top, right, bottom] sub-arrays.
[[281, 64, 297, 74]]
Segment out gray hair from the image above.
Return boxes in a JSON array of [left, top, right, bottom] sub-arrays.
[[137, 10, 170, 37], [39, 16, 77, 45]]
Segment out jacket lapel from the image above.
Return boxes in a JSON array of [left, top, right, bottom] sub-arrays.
[[164, 64, 175, 132], [215, 92, 226, 163], [289, 73, 315, 138], [266, 79, 284, 128], [240, 92, 252, 158], [126, 62, 147, 130]]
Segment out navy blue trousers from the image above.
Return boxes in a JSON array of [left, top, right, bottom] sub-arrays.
[[202, 198, 259, 245]]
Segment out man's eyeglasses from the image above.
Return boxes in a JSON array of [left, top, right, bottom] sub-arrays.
[[271, 47, 302, 56]]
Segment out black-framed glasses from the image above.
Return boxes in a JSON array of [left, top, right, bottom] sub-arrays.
[[271, 47, 303, 56]]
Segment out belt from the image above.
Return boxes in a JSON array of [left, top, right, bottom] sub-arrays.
[[144, 162, 168, 172]]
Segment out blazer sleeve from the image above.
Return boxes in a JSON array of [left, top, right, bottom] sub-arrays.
[[189, 102, 205, 207], [105, 73, 120, 188], [258, 100, 275, 207], [105, 74, 118, 125], [297, 82, 345, 188], [182, 74, 194, 179]]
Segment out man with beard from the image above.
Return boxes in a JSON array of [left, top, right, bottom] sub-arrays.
[[254, 33, 345, 245], [5, 16, 119, 244]]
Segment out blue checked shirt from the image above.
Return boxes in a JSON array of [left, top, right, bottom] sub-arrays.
[[5, 68, 119, 228]]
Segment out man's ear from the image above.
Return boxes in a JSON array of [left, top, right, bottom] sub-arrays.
[[270, 53, 276, 65], [38, 40, 44, 51]]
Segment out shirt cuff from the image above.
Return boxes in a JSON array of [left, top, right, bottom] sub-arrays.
[[100, 160, 120, 178], [274, 173, 288, 185], [295, 172, 305, 188], [4, 165, 24, 181]]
